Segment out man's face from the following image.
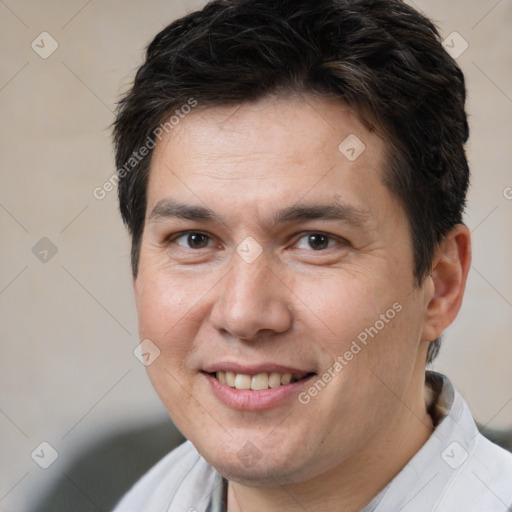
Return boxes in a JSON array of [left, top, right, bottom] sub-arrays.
[[135, 96, 432, 485]]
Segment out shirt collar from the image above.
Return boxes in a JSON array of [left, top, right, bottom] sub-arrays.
[[363, 370, 478, 511], [207, 371, 475, 512], [205, 472, 228, 512]]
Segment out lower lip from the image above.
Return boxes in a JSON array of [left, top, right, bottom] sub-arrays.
[[203, 372, 315, 410]]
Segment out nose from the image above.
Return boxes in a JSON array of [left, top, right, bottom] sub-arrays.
[[209, 252, 293, 341]]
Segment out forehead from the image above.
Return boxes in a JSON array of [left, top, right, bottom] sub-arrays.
[[146, 95, 392, 220]]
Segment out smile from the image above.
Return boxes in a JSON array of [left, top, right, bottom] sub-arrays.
[[203, 368, 316, 410], [212, 371, 311, 391]]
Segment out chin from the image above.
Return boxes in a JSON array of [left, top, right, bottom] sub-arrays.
[[213, 457, 306, 488], [193, 435, 317, 488]]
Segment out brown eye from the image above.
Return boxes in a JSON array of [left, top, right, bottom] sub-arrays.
[[175, 232, 212, 249], [295, 233, 335, 251], [307, 234, 329, 250]]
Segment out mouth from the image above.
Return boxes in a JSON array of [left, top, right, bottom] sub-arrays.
[[208, 370, 315, 391], [201, 363, 317, 410]]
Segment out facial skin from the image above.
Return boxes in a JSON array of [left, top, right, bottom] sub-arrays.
[[134, 95, 471, 512]]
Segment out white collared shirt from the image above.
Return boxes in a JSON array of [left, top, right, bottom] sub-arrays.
[[112, 372, 512, 511]]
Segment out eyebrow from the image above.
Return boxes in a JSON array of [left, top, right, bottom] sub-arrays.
[[273, 203, 370, 227], [149, 200, 217, 222], [148, 199, 370, 228]]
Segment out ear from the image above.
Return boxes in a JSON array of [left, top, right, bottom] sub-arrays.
[[421, 224, 472, 342]]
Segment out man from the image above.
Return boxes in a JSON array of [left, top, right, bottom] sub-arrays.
[[111, 0, 512, 510]]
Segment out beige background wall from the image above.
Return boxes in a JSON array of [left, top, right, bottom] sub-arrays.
[[0, 1, 511, 511]]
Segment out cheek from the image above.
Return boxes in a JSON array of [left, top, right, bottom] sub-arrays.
[[287, 269, 384, 345], [360, 294, 426, 402], [134, 269, 208, 357], [295, 269, 421, 382]]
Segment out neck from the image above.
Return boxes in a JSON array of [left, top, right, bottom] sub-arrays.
[[227, 375, 434, 512]]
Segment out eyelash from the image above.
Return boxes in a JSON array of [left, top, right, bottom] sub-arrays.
[[168, 231, 216, 250], [166, 231, 346, 251]]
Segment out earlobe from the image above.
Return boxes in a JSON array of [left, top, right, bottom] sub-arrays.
[[421, 224, 472, 342]]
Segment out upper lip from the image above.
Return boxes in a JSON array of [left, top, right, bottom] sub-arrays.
[[202, 362, 315, 376]]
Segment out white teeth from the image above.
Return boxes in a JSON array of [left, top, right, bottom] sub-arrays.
[[234, 373, 252, 390], [225, 371, 236, 387], [281, 373, 292, 385], [268, 372, 282, 388], [251, 373, 269, 391], [215, 371, 307, 390]]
